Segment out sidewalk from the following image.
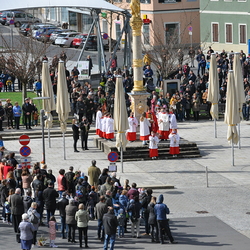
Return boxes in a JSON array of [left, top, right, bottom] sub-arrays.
[[1, 119, 250, 249]]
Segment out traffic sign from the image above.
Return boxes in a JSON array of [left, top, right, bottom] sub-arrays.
[[9, 19, 14, 25], [20, 146, 31, 157], [188, 26, 193, 31], [103, 33, 109, 40], [20, 157, 31, 169], [189, 31, 193, 36], [19, 134, 30, 145], [108, 151, 119, 162]]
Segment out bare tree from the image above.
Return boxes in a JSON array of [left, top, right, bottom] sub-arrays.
[[0, 33, 49, 103]]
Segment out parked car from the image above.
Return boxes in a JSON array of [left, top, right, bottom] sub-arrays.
[[37, 28, 61, 43], [50, 29, 77, 44], [72, 33, 88, 48], [30, 23, 57, 39], [35, 27, 58, 40], [79, 35, 118, 51], [19, 23, 32, 36], [55, 32, 80, 47], [6, 11, 41, 27], [0, 12, 8, 25], [79, 35, 98, 50]]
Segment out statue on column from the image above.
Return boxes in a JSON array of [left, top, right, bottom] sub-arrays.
[[130, 0, 141, 18]]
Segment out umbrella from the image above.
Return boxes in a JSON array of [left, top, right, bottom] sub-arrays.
[[233, 52, 245, 149], [56, 61, 71, 159], [207, 53, 219, 137], [114, 76, 129, 173], [42, 61, 56, 148], [224, 70, 240, 166]]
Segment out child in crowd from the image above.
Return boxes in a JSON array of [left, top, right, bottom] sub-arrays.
[[117, 208, 126, 238], [169, 129, 180, 158], [33, 110, 39, 127], [4, 199, 11, 224], [149, 131, 160, 160], [49, 216, 58, 248]]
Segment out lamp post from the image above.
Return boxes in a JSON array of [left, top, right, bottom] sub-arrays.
[[33, 96, 51, 164], [40, 109, 47, 164]]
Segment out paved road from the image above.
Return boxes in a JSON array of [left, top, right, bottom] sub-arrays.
[[1, 119, 250, 249]]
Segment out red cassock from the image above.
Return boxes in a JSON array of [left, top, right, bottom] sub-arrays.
[[169, 147, 180, 155], [149, 148, 158, 157], [146, 111, 159, 133]]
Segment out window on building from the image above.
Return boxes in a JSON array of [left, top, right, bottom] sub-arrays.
[[115, 22, 121, 41], [82, 14, 93, 33], [239, 24, 246, 44], [69, 12, 77, 26], [159, 0, 177, 3], [143, 24, 150, 45], [212, 23, 219, 42], [50, 8, 56, 20], [126, 0, 131, 3], [225, 24, 232, 43], [141, 0, 151, 3], [61, 7, 68, 22], [165, 23, 179, 44], [102, 19, 108, 34], [113, 0, 122, 2]]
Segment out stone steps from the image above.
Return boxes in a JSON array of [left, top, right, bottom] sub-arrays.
[[94, 137, 201, 162]]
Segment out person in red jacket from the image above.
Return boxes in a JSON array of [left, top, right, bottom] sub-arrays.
[[57, 169, 68, 198], [3, 160, 14, 179]]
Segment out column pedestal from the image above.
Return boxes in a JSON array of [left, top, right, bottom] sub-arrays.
[[128, 91, 149, 122]]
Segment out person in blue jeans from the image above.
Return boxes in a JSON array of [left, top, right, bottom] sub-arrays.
[[103, 207, 118, 250]]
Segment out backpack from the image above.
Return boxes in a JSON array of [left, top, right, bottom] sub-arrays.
[[29, 212, 39, 224], [76, 185, 86, 199]]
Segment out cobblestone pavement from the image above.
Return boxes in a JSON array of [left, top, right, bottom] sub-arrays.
[[1, 119, 250, 249]]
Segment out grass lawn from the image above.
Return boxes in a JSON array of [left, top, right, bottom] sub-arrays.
[[0, 91, 46, 126], [0, 91, 41, 107]]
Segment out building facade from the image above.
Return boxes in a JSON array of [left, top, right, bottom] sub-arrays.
[[200, 0, 250, 53], [112, 0, 200, 48]]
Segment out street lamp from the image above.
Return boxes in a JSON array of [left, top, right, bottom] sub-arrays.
[[33, 96, 50, 164], [40, 109, 47, 164]]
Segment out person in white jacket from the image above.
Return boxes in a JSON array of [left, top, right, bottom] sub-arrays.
[[102, 113, 108, 139], [105, 114, 114, 141], [140, 112, 151, 145], [168, 129, 180, 157], [95, 108, 102, 136], [158, 108, 170, 140], [169, 108, 178, 133], [149, 131, 160, 159], [127, 112, 138, 142]]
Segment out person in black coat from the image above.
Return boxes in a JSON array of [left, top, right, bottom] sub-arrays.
[[57, 192, 69, 239], [0, 101, 5, 131], [22, 98, 34, 129], [72, 118, 79, 152], [9, 188, 24, 242], [42, 182, 59, 224], [147, 196, 159, 243], [103, 207, 118, 250], [141, 188, 153, 235], [79, 116, 90, 150], [87, 55, 93, 76], [98, 168, 109, 185]]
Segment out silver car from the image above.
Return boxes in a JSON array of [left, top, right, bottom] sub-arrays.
[[55, 32, 80, 47], [50, 29, 76, 44]]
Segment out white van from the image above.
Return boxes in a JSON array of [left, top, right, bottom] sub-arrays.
[[6, 11, 41, 27]]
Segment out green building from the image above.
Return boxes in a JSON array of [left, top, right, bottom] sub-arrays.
[[200, 0, 250, 53]]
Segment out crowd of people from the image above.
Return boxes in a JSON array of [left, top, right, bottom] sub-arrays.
[[0, 157, 178, 249]]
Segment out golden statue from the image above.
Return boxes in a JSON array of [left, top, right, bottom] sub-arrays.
[[130, 0, 141, 18]]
